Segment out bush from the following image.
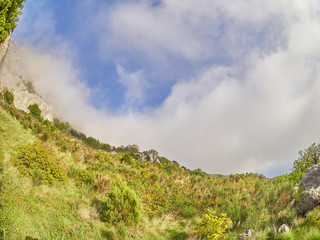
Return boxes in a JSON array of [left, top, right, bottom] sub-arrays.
[[101, 178, 142, 226], [120, 153, 134, 165], [53, 118, 70, 132], [12, 142, 66, 184], [3, 90, 14, 104], [194, 210, 232, 240], [95, 151, 111, 163], [28, 103, 41, 119]]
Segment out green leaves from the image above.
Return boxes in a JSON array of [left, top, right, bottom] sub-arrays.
[[101, 178, 142, 226], [0, 0, 25, 43], [28, 103, 42, 119], [291, 143, 320, 183], [194, 210, 232, 240], [12, 142, 66, 184], [2, 90, 13, 105]]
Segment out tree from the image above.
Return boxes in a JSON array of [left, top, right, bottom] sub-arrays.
[[291, 143, 320, 182], [85, 136, 101, 149], [28, 103, 41, 119], [53, 118, 70, 132], [0, 0, 25, 43], [3, 89, 14, 104]]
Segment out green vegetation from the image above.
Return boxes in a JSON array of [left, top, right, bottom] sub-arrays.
[[100, 178, 142, 226], [12, 142, 67, 184], [3, 89, 14, 104], [1, 90, 320, 239], [0, 0, 25, 43], [28, 103, 42, 119], [194, 210, 232, 240]]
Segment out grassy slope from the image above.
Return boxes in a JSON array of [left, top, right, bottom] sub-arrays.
[[0, 102, 320, 240]]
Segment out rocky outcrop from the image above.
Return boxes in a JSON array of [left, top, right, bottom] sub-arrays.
[[238, 229, 254, 239], [296, 163, 320, 216], [140, 150, 160, 163], [0, 37, 55, 120]]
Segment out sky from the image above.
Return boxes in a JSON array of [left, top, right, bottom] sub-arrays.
[[10, 0, 320, 177]]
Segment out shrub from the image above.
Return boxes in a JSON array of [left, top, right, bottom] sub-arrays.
[[120, 153, 134, 165], [12, 142, 66, 184], [95, 152, 111, 163], [28, 103, 41, 119], [194, 210, 232, 240], [3, 90, 14, 104], [53, 118, 70, 132], [101, 178, 142, 226], [85, 137, 101, 149]]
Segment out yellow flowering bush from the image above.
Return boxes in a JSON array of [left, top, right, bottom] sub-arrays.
[[194, 210, 232, 240]]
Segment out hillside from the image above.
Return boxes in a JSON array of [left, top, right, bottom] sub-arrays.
[[1, 91, 320, 240], [2, 2, 320, 239]]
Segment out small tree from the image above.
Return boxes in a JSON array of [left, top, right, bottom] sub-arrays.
[[194, 210, 232, 240], [291, 143, 320, 183], [101, 179, 142, 226], [3, 90, 14, 104], [28, 103, 41, 119]]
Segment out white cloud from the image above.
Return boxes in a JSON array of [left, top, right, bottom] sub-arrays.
[[116, 64, 148, 109], [9, 0, 320, 176]]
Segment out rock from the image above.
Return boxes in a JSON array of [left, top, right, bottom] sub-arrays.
[[295, 163, 320, 216], [140, 149, 160, 163], [278, 224, 290, 233], [238, 229, 254, 239], [0, 38, 55, 120], [296, 187, 320, 216]]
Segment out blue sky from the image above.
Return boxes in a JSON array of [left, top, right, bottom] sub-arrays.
[[11, 0, 320, 176]]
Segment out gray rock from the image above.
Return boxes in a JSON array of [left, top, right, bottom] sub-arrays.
[[140, 149, 159, 163], [0, 38, 55, 121], [295, 163, 320, 216], [238, 229, 254, 240], [278, 224, 290, 233]]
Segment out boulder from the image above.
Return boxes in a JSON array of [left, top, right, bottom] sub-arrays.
[[140, 150, 159, 163], [295, 163, 320, 216], [238, 229, 254, 240], [278, 224, 290, 233]]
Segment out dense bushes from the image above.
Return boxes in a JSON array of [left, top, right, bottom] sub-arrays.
[[12, 142, 66, 184], [101, 178, 142, 226]]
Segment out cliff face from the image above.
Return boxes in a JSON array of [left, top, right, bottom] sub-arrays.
[[0, 37, 55, 120]]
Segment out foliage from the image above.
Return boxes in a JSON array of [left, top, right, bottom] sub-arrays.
[[95, 151, 111, 163], [12, 142, 66, 184], [101, 178, 142, 226], [53, 118, 70, 132], [3, 90, 14, 104], [85, 136, 101, 149], [0, 0, 25, 43], [194, 210, 231, 240], [120, 153, 134, 165], [291, 143, 320, 183], [28, 103, 41, 119]]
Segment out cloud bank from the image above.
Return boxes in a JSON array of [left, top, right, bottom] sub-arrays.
[[11, 0, 320, 176]]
